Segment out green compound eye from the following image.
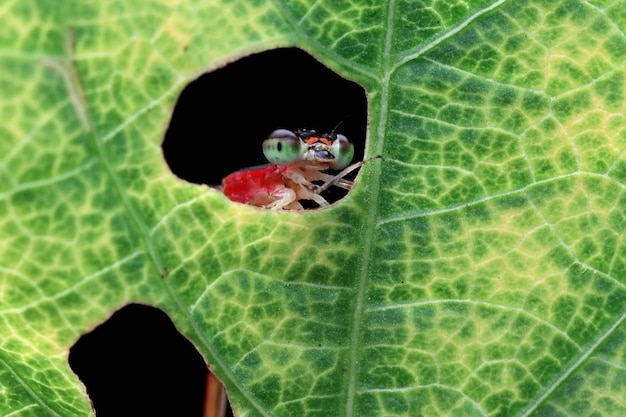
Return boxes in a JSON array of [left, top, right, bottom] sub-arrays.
[[329, 134, 354, 170], [263, 129, 306, 165]]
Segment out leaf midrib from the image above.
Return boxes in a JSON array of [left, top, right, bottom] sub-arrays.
[[344, 0, 396, 414], [341, 0, 626, 416]]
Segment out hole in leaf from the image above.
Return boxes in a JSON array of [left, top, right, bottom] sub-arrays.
[[162, 47, 368, 208], [69, 304, 217, 417]]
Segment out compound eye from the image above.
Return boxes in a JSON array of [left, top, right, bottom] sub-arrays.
[[263, 130, 304, 165], [329, 134, 354, 169]]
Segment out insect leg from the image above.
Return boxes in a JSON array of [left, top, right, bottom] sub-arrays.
[[308, 192, 330, 207], [316, 172, 354, 190], [265, 188, 300, 210], [315, 155, 382, 194]]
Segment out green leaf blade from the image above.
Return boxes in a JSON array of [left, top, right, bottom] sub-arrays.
[[3, 0, 626, 416]]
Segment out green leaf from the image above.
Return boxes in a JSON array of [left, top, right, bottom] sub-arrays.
[[2, 0, 626, 416]]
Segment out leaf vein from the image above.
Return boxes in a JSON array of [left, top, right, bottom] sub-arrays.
[[516, 309, 626, 417], [367, 299, 582, 350], [393, 0, 510, 72]]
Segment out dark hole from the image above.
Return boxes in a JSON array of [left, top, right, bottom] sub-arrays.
[[162, 47, 368, 205], [69, 304, 214, 417]]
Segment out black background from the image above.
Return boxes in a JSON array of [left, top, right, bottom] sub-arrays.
[[162, 47, 368, 186]]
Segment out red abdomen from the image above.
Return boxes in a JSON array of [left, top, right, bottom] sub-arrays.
[[222, 165, 286, 205]]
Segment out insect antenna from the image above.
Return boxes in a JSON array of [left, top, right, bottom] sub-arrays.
[[329, 116, 350, 137]]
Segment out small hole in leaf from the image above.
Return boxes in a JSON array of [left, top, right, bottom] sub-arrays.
[[162, 47, 368, 208], [69, 304, 222, 417]]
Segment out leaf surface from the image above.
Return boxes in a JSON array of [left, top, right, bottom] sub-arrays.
[[2, 0, 626, 416]]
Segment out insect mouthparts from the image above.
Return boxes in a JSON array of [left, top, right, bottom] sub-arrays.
[[313, 149, 334, 160]]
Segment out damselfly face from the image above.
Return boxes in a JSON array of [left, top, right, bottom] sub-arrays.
[[221, 128, 378, 210], [262, 129, 354, 170]]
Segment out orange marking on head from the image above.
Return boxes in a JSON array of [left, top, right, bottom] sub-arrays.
[[304, 137, 332, 146]]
